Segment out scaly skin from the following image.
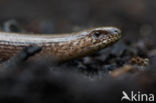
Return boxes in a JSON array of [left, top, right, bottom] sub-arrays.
[[0, 27, 121, 62]]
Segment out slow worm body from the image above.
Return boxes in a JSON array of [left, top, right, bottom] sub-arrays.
[[0, 27, 121, 62]]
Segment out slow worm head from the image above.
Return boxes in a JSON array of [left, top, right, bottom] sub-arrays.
[[0, 27, 121, 62]]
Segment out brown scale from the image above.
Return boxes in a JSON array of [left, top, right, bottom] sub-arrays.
[[130, 56, 149, 66]]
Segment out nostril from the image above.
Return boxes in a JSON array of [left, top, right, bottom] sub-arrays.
[[114, 29, 120, 33], [113, 28, 121, 34]]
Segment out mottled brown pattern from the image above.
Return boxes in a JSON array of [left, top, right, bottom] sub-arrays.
[[0, 27, 121, 62]]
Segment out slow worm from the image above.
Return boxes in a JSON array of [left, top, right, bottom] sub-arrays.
[[0, 27, 121, 62]]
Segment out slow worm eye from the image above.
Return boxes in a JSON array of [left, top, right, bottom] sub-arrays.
[[94, 31, 101, 37], [89, 30, 108, 39]]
